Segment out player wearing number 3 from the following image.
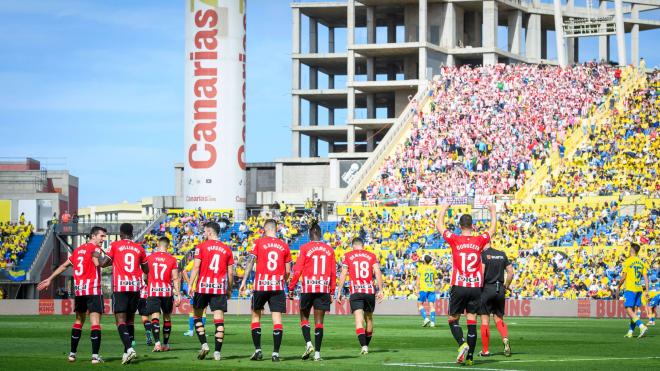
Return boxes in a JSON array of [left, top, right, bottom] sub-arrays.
[[288, 222, 336, 361], [239, 219, 292, 362], [436, 204, 496, 366]]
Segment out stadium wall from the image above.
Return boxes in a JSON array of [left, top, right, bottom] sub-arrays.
[[0, 299, 644, 319]]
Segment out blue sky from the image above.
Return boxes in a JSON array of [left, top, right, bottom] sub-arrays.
[[0, 0, 658, 207]]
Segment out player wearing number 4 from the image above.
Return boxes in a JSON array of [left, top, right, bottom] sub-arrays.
[[288, 222, 336, 361], [239, 219, 292, 362], [97, 223, 147, 365], [436, 204, 496, 366], [337, 237, 384, 355], [617, 242, 649, 338]]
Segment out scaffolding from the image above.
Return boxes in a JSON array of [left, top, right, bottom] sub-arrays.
[[562, 0, 617, 38]]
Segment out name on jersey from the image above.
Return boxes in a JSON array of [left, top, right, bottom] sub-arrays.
[[119, 279, 141, 286], [206, 246, 231, 254], [262, 242, 286, 251], [153, 256, 169, 263], [455, 244, 482, 251], [257, 279, 281, 286], [200, 281, 225, 289], [347, 252, 372, 262], [305, 246, 332, 257], [305, 278, 330, 285], [116, 245, 142, 254]]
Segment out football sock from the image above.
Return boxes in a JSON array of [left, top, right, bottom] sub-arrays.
[[635, 319, 644, 328], [301, 320, 311, 343], [481, 324, 490, 353], [90, 325, 102, 355], [629, 320, 636, 332], [419, 306, 427, 320], [314, 324, 324, 352], [71, 323, 83, 354], [116, 322, 131, 352], [127, 321, 135, 344], [365, 330, 373, 346], [163, 321, 172, 345], [273, 324, 283, 353], [495, 319, 508, 338], [356, 328, 367, 347], [188, 316, 194, 332], [448, 319, 465, 345], [466, 320, 477, 360], [214, 320, 224, 352], [194, 317, 207, 345], [251, 322, 262, 350], [143, 319, 152, 334], [430, 310, 436, 323], [151, 318, 160, 343]]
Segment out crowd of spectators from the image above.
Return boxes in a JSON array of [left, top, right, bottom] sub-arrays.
[[542, 71, 659, 197], [364, 63, 614, 201], [0, 217, 34, 271]]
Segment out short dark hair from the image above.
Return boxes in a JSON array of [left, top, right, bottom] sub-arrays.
[[204, 221, 221, 236], [631, 242, 641, 254], [309, 222, 322, 241], [158, 236, 170, 245], [459, 214, 473, 229], [351, 237, 364, 246], [264, 219, 277, 230], [424, 254, 432, 264], [90, 226, 107, 236], [120, 223, 133, 238]]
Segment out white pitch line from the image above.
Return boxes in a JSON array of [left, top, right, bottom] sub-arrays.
[[383, 363, 523, 371], [384, 356, 660, 369]]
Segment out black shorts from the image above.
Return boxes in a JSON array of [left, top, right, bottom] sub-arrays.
[[74, 295, 104, 314], [193, 293, 228, 312], [252, 290, 286, 313], [112, 291, 140, 314], [147, 296, 174, 315], [299, 293, 331, 312], [479, 284, 506, 317], [448, 286, 481, 315], [137, 298, 149, 316], [349, 293, 376, 313]]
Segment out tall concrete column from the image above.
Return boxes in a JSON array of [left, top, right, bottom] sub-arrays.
[[347, 0, 356, 153], [598, 0, 609, 62], [541, 28, 548, 60], [566, 0, 577, 64], [614, 0, 626, 65], [441, 3, 456, 49], [388, 18, 397, 43], [552, 0, 567, 67], [631, 4, 639, 66], [366, 130, 375, 152], [367, 6, 376, 44], [308, 19, 318, 157], [329, 26, 335, 53], [483, 1, 498, 65], [419, 0, 427, 81], [292, 8, 301, 157], [508, 10, 522, 55], [526, 13, 542, 61]]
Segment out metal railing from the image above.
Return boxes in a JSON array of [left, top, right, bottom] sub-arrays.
[[25, 226, 55, 282]]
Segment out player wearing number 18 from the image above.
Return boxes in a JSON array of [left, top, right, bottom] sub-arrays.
[[436, 204, 496, 366], [336, 237, 384, 355], [98, 223, 147, 364], [189, 222, 235, 361], [288, 222, 337, 361], [37, 226, 108, 364], [239, 219, 292, 362], [145, 236, 181, 352]]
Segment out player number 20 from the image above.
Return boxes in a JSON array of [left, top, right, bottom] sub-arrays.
[[459, 252, 478, 273]]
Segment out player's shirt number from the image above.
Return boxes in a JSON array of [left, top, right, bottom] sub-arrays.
[[459, 252, 478, 273], [353, 261, 370, 279], [267, 251, 278, 271]]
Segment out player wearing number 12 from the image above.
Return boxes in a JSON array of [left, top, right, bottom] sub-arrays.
[[288, 223, 337, 361], [240, 219, 292, 362], [436, 204, 496, 366], [336, 237, 384, 355], [37, 226, 108, 364], [99, 223, 147, 364], [189, 222, 235, 361]]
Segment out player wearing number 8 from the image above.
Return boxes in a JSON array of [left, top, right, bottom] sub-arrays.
[[239, 219, 292, 362], [288, 222, 336, 361], [99, 223, 147, 364], [436, 204, 496, 366]]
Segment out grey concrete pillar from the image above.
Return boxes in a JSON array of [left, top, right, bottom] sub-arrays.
[[328, 74, 335, 89], [367, 6, 376, 44], [552, 0, 567, 67], [614, 0, 626, 65], [347, 0, 356, 152], [310, 18, 318, 53], [441, 3, 456, 49], [367, 94, 375, 118], [526, 13, 542, 61], [329, 26, 335, 53], [329, 108, 335, 125], [366, 130, 375, 152], [508, 10, 522, 55], [631, 4, 639, 66], [598, 0, 609, 63], [472, 11, 482, 47], [419, 0, 427, 80], [483, 1, 498, 65], [292, 8, 301, 157], [388, 18, 396, 43], [367, 57, 375, 81], [566, 0, 576, 64], [541, 28, 548, 60]]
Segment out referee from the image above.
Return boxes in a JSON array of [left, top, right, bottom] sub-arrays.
[[479, 244, 514, 357]]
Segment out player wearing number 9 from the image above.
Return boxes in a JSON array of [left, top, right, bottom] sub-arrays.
[[436, 204, 497, 366]]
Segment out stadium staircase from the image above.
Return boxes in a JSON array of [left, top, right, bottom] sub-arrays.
[[15, 234, 44, 272], [515, 66, 648, 203], [342, 83, 432, 203]]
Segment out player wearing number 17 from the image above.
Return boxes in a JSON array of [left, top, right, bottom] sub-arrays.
[[436, 204, 497, 366], [239, 219, 292, 362], [288, 223, 337, 361], [188, 222, 235, 361]]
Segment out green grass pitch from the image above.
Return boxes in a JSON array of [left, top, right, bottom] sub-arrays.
[[0, 315, 657, 370]]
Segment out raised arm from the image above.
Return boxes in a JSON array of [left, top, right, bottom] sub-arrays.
[[488, 204, 497, 237], [37, 259, 72, 291], [435, 204, 449, 236]]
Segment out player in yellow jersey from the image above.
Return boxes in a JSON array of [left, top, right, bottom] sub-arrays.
[[415, 255, 438, 327], [617, 243, 649, 338]]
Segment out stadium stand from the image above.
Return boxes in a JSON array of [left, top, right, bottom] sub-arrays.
[[0, 221, 34, 281]]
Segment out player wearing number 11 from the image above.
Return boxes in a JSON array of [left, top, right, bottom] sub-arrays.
[[436, 204, 496, 366]]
